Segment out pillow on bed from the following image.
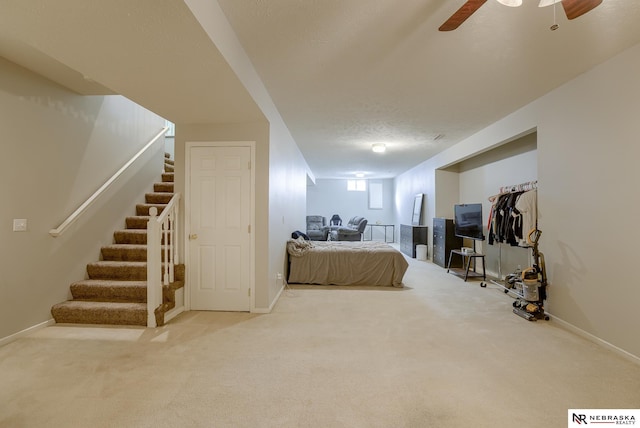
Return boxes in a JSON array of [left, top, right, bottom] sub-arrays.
[[291, 230, 310, 240]]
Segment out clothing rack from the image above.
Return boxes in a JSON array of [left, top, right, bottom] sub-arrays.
[[488, 180, 537, 294], [489, 180, 538, 202], [499, 180, 537, 195]]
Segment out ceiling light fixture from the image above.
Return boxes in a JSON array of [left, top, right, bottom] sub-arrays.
[[440, 0, 602, 31], [372, 143, 386, 153], [496, 0, 522, 7]]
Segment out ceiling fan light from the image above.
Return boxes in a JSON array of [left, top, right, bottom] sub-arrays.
[[496, 0, 523, 7], [538, 0, 561, 7], [372, 143, 386, 153]]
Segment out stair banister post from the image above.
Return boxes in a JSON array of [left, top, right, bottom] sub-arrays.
[[147, 207, 161, 328], [168, 208, 175, 283], [174, 196, 180, 265], [162, 216, 169, 285]]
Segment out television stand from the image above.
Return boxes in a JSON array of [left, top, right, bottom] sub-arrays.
[[446, 249, 486, 283]]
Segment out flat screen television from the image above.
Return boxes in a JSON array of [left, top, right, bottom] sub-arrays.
[[454, 203, 485, 241]]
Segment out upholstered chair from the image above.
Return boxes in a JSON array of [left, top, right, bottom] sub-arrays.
[[306, 215, 328, 241], [329, 217, 368, 241]]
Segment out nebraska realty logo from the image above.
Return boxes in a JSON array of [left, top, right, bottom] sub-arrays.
[[569, 409, 639, 425]]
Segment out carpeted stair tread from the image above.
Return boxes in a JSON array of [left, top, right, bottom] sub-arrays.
[[114, 229, 148, 244], [51, 301, 147, 326], [50, 159, 182, 327], [164, 158, 174, 166], [173, 264, 185, 282], [164, 164, 174, 172], [101, 244, 172, 261], [113, 229, 171, 245], [101, 244, 147, 261], [87, 261, 147, 280], [145, 192, 173, 204], [136, 203, 167, 216], [154, 182, 174, 192], [70, 280, 147, 302], [125, 216, 151, 229]]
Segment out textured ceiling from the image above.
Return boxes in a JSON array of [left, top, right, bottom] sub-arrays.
[[217, 0, 640, 178], [1, 1, 640, 179]]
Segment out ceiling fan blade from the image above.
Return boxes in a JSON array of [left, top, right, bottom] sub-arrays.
[[439, 0, 488, 31], [561, 0, 603, 20]]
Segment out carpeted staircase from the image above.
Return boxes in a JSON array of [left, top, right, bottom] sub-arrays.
[[51, 154, 184, 327]]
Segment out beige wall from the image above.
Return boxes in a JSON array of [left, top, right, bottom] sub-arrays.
[[267, 123, 309, 307], [393, 164, 435, 243], [174, 121, 309, 312], [0, 58, 165, 339], [456, 136, 537, 277], [394, 41, 640, 360], [180, 0, 310, 311], [535, 43, 640, 359], [174, 122, 273, 310], [174, 121, 310, 311], [307, 179, 396, 230]]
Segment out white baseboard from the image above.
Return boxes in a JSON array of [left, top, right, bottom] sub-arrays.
[[0, 319, 56, 348], [549, 312, 640, 365], [163, 305, 185, 324], [252, 283, 285, 314]]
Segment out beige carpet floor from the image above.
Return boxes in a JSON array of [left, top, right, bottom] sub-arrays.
[[1, 253, 639, 428]]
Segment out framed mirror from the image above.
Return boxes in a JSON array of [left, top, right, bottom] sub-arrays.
[[412, 194, 423, 226]]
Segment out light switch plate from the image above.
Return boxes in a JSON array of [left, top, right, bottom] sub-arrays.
[[13, 219, 27, 232]]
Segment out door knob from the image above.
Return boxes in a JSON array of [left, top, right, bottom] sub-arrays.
[[189, 234, 198, 240]]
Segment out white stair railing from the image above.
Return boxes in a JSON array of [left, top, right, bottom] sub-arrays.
[[146, 193, 180, 327]]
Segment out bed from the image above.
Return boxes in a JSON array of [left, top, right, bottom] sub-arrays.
[[286, 239, 409, 287]]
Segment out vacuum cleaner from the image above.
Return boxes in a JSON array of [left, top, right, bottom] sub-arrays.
[[511, 229, 550, 321]]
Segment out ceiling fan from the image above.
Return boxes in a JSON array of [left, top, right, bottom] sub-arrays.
[[439, 0, 603, 31]]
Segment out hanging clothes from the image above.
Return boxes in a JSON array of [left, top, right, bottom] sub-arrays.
[[488, 191, 525, 246], [515, 189, 537, 246], [488, 188, 538, 247], [501, 191, 523, 246]]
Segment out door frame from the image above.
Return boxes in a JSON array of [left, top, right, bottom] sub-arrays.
[[184, 141, 256, 312]]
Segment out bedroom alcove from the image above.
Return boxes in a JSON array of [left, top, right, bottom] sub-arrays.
[[436, 131, 538, 281]]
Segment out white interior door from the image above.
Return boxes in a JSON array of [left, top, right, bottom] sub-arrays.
[[188, 145, 251, 311]]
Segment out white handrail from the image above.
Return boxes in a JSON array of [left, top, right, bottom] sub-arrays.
[[147, 193, 180, 328], [49, 126, 169, 237]]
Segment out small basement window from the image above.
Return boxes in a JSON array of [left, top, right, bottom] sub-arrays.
[[347, 179, 367, 191]]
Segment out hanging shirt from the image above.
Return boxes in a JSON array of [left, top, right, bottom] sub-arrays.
[[515, 189, 537, 246]]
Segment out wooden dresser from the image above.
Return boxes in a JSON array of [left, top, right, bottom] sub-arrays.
[[433, 218, 463, 268], [400, 224, 428, 258]]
